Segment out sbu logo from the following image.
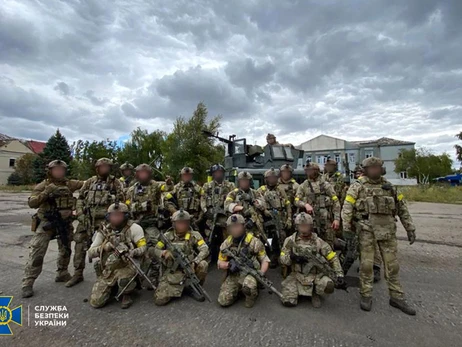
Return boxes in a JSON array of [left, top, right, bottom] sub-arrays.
[[0, 297, 22, 336]]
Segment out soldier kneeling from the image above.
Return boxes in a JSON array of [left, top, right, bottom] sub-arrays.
[[217, 214, 270, 308], [88, 203, 147, 309], [152, 210, 209, 306], [280, 212, 345, 308]]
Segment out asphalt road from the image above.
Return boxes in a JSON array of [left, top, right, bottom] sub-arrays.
[[0, 192, 461, 347]]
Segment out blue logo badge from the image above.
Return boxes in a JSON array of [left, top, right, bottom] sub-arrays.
[[0, 297, 22, 336]]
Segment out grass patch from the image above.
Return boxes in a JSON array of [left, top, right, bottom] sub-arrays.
[[399, 185, 462, 204], [0, 185, 34, 192]]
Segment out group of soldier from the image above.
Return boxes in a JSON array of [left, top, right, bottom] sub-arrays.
[[20, 153, 417, 315]]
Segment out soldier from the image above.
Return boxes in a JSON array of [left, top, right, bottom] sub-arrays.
[[217, 214, 270, 308], [72, 158, 125, 287], [22, 160, 84, 298], [88, 203, 146, 309], [201, 164, 235, 251], [295, 162, 340, 247], [224, 171, 267, 243], [278, 164, 299, 214], [280, 213, 345, 307], [257, 168, 292, 267], [125, 164, 173, 286], [119, 162, 134, 190], [323, 158, 346, 202], [342, 157, 416, 315], [152, 210, 209, 306], [164, 167, 204, 229]]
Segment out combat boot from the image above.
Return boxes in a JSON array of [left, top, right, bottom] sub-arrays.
[[244, 296, 256, 308], [360, 296, 372, 311], [389, 297, 416, 316], [373, 265, 381, 283], [311, 293, 322, 308], [55, 272, 72, 283], [22, 286, 34, 298], [121, 294, 133, 309], [65, 275, 83, 287]]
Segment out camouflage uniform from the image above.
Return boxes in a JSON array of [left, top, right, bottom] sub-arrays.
[[277, 167, 299, 212], [323, 171, 346, 204], [153, 212, 209, 306], [22, 161, 84, 295], [295, 164, 340, 247], [342, 157, 416, 314], [74, 158, 125, 285], [88, 204, 147, 309], [217, 231, 270, 307], [119, 162, 134, 192], [280, 214, 343, 307]]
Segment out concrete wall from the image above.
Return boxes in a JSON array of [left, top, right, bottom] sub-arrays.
[[299, 135, 345, 151], [0, 140, 32, 185], [379, 144, 414, 180]]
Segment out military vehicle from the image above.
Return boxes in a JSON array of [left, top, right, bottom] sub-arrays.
[[203, 131, 307, 188]]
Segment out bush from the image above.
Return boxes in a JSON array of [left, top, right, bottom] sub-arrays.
[[399, 185, 462, 204], [7, 172, 23, 186]]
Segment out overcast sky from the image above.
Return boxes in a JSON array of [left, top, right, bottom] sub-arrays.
[[1, 0, 461, 162]]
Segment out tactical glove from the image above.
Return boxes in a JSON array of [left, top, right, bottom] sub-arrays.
[[335, 276, 347, 290], [228, 259, 240, 273], [43, 184, 58, 198], [407, 230, 416, 245]]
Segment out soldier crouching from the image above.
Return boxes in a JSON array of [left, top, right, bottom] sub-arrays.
[[217, 214, 270, 308], [280, 213, 345, 308], [88, 203, 147, 309], [152, 210, 209, 306]]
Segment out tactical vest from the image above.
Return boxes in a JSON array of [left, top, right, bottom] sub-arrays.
[[103, 221, 134, 248], [356, 179, 397, 216], [86, 178, 117, 207], [205, 182, 233, 208], [304, 179, 333, 210], [260, 186, 283, 210], [224, 233, 260, 270], [279, 179, 297, 203], [129, 182, 159, 216], [235, 189, 258, 210], [176, 184, 201, 211], [292, 236, 323, 276], [168, 230, 196, 260], [48, 180, 75, 210]]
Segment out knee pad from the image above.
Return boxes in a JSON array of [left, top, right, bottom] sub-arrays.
[[324, 280, 335, 294]]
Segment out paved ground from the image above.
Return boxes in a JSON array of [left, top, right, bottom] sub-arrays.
[[0, 192, 461, 347]]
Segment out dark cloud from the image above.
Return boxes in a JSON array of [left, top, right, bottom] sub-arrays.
[[54, 82, 70, 96]]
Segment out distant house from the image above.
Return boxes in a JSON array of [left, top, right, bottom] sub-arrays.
[[297, 135, 417, 185], [0, 133, 46, 185]]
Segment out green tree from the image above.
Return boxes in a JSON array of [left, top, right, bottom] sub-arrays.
[[162, 102, 224, 183], [70, 139, 118, 179], [395, 148, 453, 184], [13, 153, 36, 185], [7, 172, 23, 185], [455, 131, 462, 162]]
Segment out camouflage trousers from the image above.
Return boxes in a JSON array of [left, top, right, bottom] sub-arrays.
[[90, 265, 136, 308], [359, 230, 404, 299], [218, 273, 258, 307], [154, 261, 208, 306], [318, 224, 335, 248], [140, 226, 161, 287], [73, 218, 103, 277], [22, 225, 73, 287], [281, 272, 334, 306]]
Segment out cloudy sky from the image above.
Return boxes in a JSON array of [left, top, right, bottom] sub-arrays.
[[1, 0, 461, 162]]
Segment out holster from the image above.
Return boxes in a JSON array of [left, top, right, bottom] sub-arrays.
[[31, 213, 41, 232]]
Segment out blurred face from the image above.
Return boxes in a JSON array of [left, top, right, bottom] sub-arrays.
[[174, 220, 190, 233], [267, 136, 276, 145], [50, 166, 66, 179], [228, 223, 245, 238], [325, 163, 336, 173], [98, 164, 111, 176], [305, 168, 318, 179], [109, 211, 125, 227], [298, 224, 313, 238], [281, 170, 291, 181], [212, 170, 224, 183], [366, 165, 382, 179], [266, 175, 278, 186], [238, 178, 250, 190], [122, 169, 132, 177], [182, 173, 193, 183], [354, 171, 362, 179], [137, 170, 150, 182]]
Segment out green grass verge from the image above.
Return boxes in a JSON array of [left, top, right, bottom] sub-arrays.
[[0, 185, 34, 192], [399, 185, 462, 204]]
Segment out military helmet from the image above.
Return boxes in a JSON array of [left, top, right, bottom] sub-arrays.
[[304, 162, 320, 170], [210, 164, 225, 173], [120, 162, 134, 170], [295, 212, 313, 225], [171, 209, 191, 222], [95, 158, 113, 167], [237, 171, 253, 180], [48, 159, 68, 169], [180, 167, 194, 175], [280, 164, 293, 172], [362, 157, 383, 168], [107, 203, 129, 213], [135, 163, 152, 172], [264, 168, 279, 178], [226, 214, 245, 226]]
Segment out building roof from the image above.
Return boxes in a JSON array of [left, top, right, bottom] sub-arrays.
[[26, 140, 46, 154], [0, 133, 15, 147], [352, 137, 415, 146]]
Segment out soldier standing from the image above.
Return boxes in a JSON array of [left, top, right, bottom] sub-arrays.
[[71, 158, 125, 287], [119, 162, 135, 190], [164, 167, 204, 229], [88, 203, 147, 309], [295, 162, 340, 247], [342, 157, 416, 315], [217, 214, 270, 308], [323, 159, 346, 203], [152, 210, 209, 305], [22, 160, 84, 298], [278, 164, 299, 216], [125, 164, 173, 286], [280, 213, 345, 308]]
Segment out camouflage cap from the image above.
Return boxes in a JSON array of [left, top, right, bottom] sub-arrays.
[[226, 214, 245, 226], [304, 162, 320, 170], [280, 164, 293, 172], [295, 212, 313, 225], [48, 159, 68, 169], [107, 203, 129, 213], [210, 164, 225, 173], [264, 167, 279, 178], [120, 162, 134, 170], [237, 171, 253, 180], [95, 158, 113, 167], [180, 167, 194, 175], [362, 157, 383, 168], [171, 209, 191, 222], [135, 163, 152, 172]]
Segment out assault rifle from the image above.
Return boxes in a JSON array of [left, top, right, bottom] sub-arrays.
[[159, 232, 211, 302], [341, 236, 358, 275], [221, 248, 282, 298], [43, 198, 71, 256]]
